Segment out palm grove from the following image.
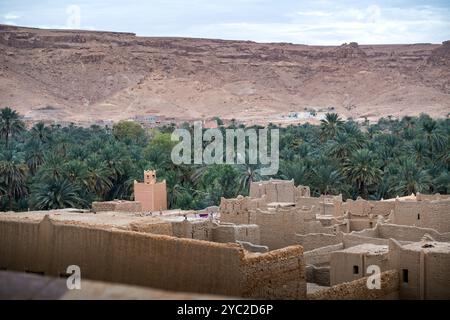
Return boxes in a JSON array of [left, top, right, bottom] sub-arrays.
[[0, 107, 449, 212]]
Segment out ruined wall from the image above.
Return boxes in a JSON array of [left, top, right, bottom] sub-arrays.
[[416, 193, 450, 201], [0, 216, 306, 299], [92, 200, 142, 212], [219, 196, 266, 224], [388, 240, 450, 300], [377, 224, 450, 242], [308, 270, 399, 300], [343, 234, 390, 247], [249, 179, 296, 203], [304, 243, 344, 266], [296, 196, 342, 217], [343, 199, 395, 217], [391, 199, 450, 233], [295, 185, 311, 199], [330, 246, 390, 285], [128, 220, 173, 235], [240, 246, 306, 299], [212, 224, 260, 245], [306, 265, 330, 286], [295, 233, 343, 252], [254, 208, 303, 250], [170, 219, 213, 241]]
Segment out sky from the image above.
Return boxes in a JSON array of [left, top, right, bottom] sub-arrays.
[[1, 0, 449, 45]]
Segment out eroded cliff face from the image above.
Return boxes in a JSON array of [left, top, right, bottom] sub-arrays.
[[0, 24, 449, 124]]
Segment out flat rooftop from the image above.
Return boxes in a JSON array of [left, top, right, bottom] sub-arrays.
[[0, 209, 202, 229], [337, 244, 389, 256], [401, 241, 450, 253]]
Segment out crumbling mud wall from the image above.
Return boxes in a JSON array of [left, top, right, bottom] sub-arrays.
[[249, 179, 296, 203], [212, 224, 260, 245], [92, 200, 142, 212], [342, 198, 395, 217], [296, 196, 342, 217], [307, 270, 399, 300], [391, 199, 450, 233], [304, 243, 344, 266], [170, 219, 213, 241], [388, 239, 450, 300], [219, 196, 266, 224], [240, 246, 306, 299], [296, 233, 343, 251], [0, 216, 306, 299], [254, 208, 302, 250], [352, 223, 450, 243]]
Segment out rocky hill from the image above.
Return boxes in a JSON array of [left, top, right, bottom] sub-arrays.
[[0, 24, 449, 125]]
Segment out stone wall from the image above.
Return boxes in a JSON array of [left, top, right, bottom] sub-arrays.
[[0, 215, 306, 299], [308, 270, 399, 300]]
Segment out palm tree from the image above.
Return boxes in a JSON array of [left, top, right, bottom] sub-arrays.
[[31, 122, 51, 143], [85, 156, 113, 199], [320, 113, 344, 141], [25, 141, 45, 175], [0, 150, 28, 210], [326, 133, 361, 160], [279, 160, 310, 186], [343, 149, 382, 199], [312, 164, 342, 195], [389, 158, 431, 196], [0, 107, 25, 148], [30, 179, 85, 210], [422, 120, 446, 156], [236, 163, 262, 195]]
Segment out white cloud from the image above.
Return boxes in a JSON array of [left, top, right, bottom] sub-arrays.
[[4, 13, 20, 20], [296, 11, 332, 17]]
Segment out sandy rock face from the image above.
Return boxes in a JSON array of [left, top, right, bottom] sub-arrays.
[[1, 24, 449, 124]]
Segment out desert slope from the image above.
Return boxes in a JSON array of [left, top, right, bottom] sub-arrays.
[[0, 24, 449, 125]]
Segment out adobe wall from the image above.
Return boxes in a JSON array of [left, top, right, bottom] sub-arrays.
[[330, 247, 391, 285], [0, 216, 306, 299], [212, 224, 260, 245], [128, 220, 173, 235], [295, 233, 343, 251], [134, 181, 167, 212], [254, 208, 303, 250], [306, 265, 330, 286], [391, 199, 450, 233], [377, 224, 450, 242], [296, 196, 342, 217], [416, 193, 450, 201], [388, 240, 450, 300], [343, 234, 390, 247], [308, 270, 399, 300], [343, 199, 395, 217], [170, 219, 213, 241], [219, 196, 266, 224], [304, 243, 344, 266], [249, 179, 296, 203], [92, 200, 142, 212], [240, 246, 306, 299]]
